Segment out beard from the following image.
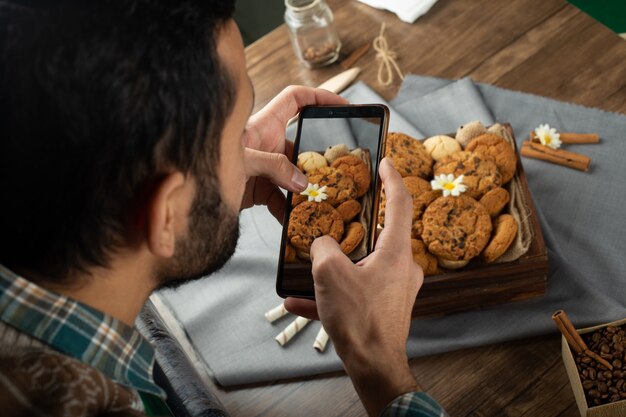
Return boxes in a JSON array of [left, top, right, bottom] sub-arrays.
[[155, 174, 240, 290]]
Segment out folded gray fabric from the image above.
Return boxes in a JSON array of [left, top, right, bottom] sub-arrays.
[[159, 76, 626, 387]]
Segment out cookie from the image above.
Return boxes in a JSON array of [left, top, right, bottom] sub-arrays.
[[336, 199, 361, 223], [487, 123, 507, 139], [350, 148, 367, 161], [288, 201, 344, 253], [437, 258, 469, 269], [284, 243, 297, 263], [482, 214, 518, 263], [378, 176, 435, 238], [291, 193, 307, 207], [423, 135, 462, 161], [479, 187, 510, 218], [466, 134, 517, 184], [434, 151, 502, 199], [324, 144, 350, 163], [421, 195, 492, 261], [331, 155, 371, 197], [307, 166, 357, 206], [455, 121, 487, 148], [411, 239, 440, 276], [385, 132, 433, 179], [297, 151, 328, 173], [340, 222, 365, 255], [411, 190, 441, 238]]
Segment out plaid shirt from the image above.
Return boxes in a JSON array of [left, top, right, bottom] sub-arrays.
[[381, 392, 449, 417], [0, 264, 165, 399]]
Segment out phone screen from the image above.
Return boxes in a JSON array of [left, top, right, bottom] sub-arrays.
[[276, 105, 389, 298]]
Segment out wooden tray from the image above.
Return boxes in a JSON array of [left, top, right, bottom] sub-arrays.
[[412, 125, 548, 318]]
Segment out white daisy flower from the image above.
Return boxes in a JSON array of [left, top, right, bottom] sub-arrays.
[[534, 123, 562, 149], [300, 183, 328, 202], [431, 174, 467, 197]]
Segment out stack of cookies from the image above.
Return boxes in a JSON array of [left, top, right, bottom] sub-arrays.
[[381, 121, 521, 276], [286, 145, 372, 263]]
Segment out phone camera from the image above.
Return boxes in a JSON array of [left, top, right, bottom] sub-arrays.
[[329, 111, 333, 115]]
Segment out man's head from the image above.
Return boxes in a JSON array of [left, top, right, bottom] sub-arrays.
[[0, 1, 252, 288]]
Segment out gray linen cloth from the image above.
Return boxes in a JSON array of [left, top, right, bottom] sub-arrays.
[[159, 76, 626, 387]]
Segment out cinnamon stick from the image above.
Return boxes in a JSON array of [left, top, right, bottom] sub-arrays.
[[552, 310, 613, 371], [530, 131, 600, 144], [341, 43, 370, 69], [521, 141, 590, 171], [560, 133, 600, 144]]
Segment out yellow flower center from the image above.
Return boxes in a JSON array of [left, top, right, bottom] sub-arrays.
[[309, 190, 319, 197], [544, 135, 551, 145], [444, 183, 455, 191]]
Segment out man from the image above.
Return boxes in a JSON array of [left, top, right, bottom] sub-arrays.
[[0, 1, 447, 416]]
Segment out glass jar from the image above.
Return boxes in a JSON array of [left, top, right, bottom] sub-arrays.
[[284, 0, 341, 68]]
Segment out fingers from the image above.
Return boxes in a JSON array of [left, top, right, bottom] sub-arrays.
[[375, 158, 413, 251], [284, 297, 319, 320], [244, 148, 307, 192], [310, 236, 353, 283], [267, 85, 348, 124]]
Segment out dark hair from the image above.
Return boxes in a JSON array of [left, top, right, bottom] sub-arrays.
[[0, 0, 236, 281]]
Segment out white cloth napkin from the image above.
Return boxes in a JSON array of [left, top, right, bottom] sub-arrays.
[[357, 0, 439, 23]]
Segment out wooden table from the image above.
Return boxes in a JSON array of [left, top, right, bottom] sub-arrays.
[[203, 0, 626, 416]]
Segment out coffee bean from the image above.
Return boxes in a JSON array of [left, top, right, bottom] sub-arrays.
[[578, 324, 626, 408]]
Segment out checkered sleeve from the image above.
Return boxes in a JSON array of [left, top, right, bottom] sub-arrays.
[[380, 392, 448, 417]]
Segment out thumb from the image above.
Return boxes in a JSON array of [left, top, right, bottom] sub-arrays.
[[310, 235, 353, 288], [244, 148, 307, 192]]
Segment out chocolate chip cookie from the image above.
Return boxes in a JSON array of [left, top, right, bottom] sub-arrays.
[[466, 134, 517, 184], [307, 166, 358, 206], [421, 195, 492, 261], [385, 132, 433, 179], [331, 155, 371, 198], [433, 151, 502, 199], [288, 201, 344, 253]]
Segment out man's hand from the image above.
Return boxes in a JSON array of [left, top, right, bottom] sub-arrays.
[[285, 158, 424, 417], [241, 86, 347, 221]]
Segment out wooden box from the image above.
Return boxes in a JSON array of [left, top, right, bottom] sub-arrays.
[[412, 125, 548, 318], [562, 318, 626, 417]]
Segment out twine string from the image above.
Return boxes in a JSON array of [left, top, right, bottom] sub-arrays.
[[373, 23, 404, 87]]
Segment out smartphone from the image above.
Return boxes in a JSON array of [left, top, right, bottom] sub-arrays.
[[276, 104, 390, 299]]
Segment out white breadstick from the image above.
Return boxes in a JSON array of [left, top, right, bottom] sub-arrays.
[[275, 316, 311, 346], [264, 303, 288, 323], [313, 326, 329, 352]]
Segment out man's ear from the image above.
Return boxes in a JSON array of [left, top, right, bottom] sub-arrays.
[[146, 172, 188, 258]]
